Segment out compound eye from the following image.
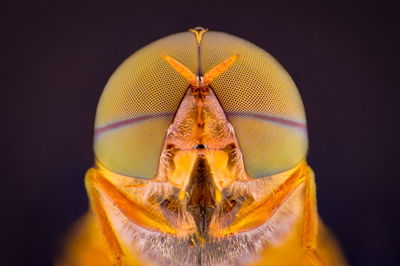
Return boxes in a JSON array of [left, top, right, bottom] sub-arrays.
[[200, 32, 308, 177], [94, 32, 197, 178], [94, 30, 308, 179]]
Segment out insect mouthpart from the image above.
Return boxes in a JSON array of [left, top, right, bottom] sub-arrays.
[[186, 157, 216, 238]]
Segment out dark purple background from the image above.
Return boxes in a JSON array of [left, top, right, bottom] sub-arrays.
[[2, 1, 399, 265]]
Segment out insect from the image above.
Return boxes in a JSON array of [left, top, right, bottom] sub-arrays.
[[59, 27, 347, 265]]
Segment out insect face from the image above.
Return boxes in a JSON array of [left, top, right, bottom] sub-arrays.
[[64, 27, 347, 266]]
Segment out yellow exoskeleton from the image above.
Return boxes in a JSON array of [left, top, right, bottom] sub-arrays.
[[59, 27, 347, 265]]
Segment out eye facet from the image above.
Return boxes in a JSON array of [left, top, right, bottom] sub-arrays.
[[94, 30, 308, 179]]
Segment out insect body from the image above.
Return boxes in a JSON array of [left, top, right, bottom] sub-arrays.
[[60, 27, 347, 265]]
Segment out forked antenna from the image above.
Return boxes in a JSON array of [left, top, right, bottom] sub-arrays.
[[162, 54, 240, 87]]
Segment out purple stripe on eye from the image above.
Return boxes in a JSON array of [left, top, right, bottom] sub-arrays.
[[95, 111, 306, 136], [226, 112, 307, 130], [95, 113, 174, 136]]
